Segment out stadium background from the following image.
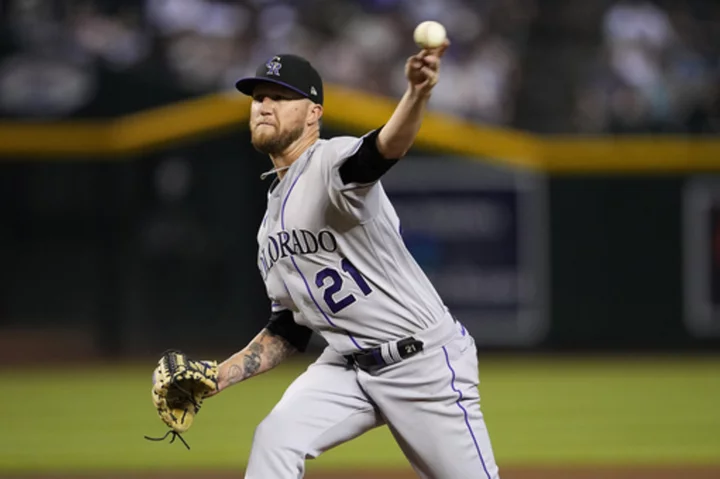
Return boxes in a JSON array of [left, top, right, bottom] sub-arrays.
[[1, 0, 719, 478]]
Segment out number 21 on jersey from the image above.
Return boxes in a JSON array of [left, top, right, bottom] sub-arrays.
[[315, 258, 373, 314]]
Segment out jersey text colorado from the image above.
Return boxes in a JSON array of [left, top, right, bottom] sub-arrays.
[[259, 229, 338, 278]]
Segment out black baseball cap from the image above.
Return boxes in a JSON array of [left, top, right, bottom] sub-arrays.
[[235, 54, 324, 105]]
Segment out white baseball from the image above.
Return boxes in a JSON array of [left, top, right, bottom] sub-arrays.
[[413, 21, 447, 49]]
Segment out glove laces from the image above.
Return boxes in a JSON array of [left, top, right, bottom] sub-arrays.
[[145, 396, 199, 451], [144, 430, 191, 450]]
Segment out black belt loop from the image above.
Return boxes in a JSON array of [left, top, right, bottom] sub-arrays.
[[345, 337, 424, 371]]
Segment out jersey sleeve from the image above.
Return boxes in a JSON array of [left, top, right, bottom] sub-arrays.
[[321, 127, 400, 222]]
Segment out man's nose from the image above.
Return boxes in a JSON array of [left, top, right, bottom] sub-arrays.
[[259, 102, 275, 116], [261, 96, 275, 109]]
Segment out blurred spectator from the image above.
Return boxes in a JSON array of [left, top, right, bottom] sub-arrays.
[[0, 0, 716, 133], [0, 0, 533, 126], [574, 0, 719, 133]]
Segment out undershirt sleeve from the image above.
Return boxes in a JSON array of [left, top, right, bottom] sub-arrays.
[[265, 309, 313, 353], [338, 127, 400, 185]]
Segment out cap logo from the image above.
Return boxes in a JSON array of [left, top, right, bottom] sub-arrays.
[[265, 56, 282, 76], [310, 86, 317, 96]]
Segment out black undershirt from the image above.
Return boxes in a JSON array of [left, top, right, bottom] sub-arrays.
[[265, 309, 313, 353], [339, 128, 400, 185]]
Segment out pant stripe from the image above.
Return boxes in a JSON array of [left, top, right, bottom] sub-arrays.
[[442, 346, 491, 479]]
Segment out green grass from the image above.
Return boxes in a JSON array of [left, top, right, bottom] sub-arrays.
[[1, 355, 718, 473]]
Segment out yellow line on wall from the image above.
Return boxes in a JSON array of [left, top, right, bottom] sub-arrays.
[[0, 84, 719, 173], [0, 93, 251, 159], [112, 92, 250, 154], [542, 136, 720, 174], [324, 84, 542, 170], [0, 121, 111, 158]]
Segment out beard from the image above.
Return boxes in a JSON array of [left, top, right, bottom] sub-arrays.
[[251, 123, 304, 156]]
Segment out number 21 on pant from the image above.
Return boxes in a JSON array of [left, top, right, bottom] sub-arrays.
[[315, 258, 373, 314]]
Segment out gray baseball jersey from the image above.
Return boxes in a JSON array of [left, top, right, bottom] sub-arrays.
[[249, 132, 501, 479], [257, 133, 449, 354]]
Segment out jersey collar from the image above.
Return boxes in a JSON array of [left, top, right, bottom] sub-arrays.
[[266, 140, 323, 198]]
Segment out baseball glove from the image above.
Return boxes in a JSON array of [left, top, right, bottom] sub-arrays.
[[144, 349, 218, 450]]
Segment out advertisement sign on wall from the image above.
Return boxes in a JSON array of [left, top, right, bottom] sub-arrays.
[[382, 156, 549, 346], [683, 176, 720, 338]]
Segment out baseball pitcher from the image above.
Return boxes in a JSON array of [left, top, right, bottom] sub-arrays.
[[147, 39, 501, 479]]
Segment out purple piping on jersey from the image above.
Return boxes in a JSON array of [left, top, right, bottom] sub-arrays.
[[442, 346, 491, 479], [281, 155, 363, 351], [282, 281, 292, 297]]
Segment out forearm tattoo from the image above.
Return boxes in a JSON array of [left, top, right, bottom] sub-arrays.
[[243, 342, 263, 377], [264, 330, 296, 368], [223, 329, 297, 388]]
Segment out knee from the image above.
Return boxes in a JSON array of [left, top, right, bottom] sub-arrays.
[[253, 412, 281, 444], [246, 411, 306, 479], [252, 409, 299, 453]]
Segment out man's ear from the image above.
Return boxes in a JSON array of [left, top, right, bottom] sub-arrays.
[[308, 103, 323, 126]]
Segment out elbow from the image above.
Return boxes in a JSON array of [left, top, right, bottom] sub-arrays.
[[376, 126, 413, 160], [376, 138, 409, 160], [380, 147, 408, 160]]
